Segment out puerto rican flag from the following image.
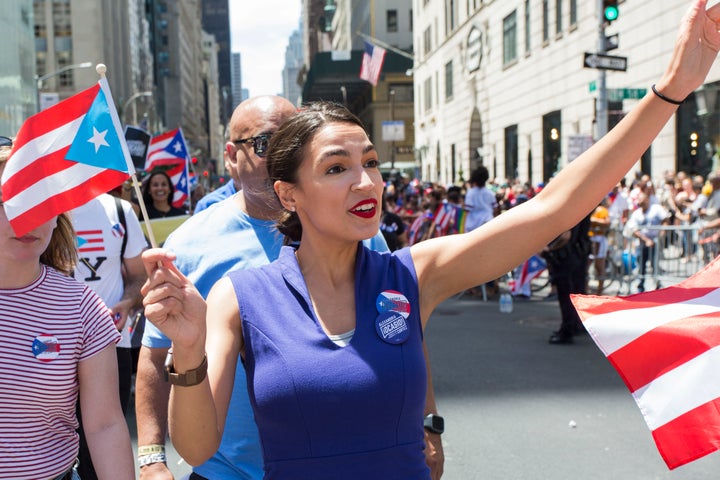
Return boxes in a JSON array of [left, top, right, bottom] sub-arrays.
[[144, 128, 189, 172], [571, 255, 720, 469], [433, 202, 462, 236], [165, 161, 189, 209], [145, 128, 190, 208], [359, 41, 386, 86], [77, 229, 105, 253], [512, 255, 546, 296], [1, 78, 134, 237]]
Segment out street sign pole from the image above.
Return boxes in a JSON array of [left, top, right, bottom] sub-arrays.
[[597, 0, 608, 139]]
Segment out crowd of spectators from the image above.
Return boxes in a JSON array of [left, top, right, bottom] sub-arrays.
[[379, 166, 720, 297]]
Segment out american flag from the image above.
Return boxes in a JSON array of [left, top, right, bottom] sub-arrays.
[[359, 41, 386, 86], [572, 256, 720, 469]]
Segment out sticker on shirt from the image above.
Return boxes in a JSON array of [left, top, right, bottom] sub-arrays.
[[112, 222, 125, 239], [32, 334, 60, 362], [375, 311, 410, 345], [376, 290, 411, 319], [76, 229, 105, 254]]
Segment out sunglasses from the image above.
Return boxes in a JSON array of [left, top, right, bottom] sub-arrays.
[[233, 134, 272, 157], [0, 136, 12, 148]]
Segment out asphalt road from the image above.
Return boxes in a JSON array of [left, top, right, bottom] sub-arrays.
[[127, 285, 720, 479]]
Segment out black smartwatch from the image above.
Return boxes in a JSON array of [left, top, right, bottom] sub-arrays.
[[424, 413, 444, 434]]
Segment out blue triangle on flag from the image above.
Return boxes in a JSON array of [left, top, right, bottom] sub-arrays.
[[66, 88, 129, 173], [77, 236, 88, 248], [165, 131, 189, 160]]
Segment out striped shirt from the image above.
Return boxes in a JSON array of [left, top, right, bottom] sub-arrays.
[[0, 265, 120, 480]]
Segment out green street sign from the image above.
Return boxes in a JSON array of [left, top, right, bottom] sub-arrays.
[[608, 88, 647, 101], [589, 85, 647, 100]]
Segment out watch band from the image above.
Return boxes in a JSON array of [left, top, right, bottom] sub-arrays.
[[164, 350, 208, 386]]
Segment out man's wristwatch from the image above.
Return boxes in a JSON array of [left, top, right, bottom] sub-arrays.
[[424, 413, 445, 434]]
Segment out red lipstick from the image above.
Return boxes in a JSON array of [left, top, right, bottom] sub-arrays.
[[350, 199, 377, 219]]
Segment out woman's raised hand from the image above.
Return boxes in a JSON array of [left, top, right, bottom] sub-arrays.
[[659, 0, 720, 99], [141, 248, 207, 352]]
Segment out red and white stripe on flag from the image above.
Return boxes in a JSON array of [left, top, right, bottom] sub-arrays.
[[359, 41, 386, 86], [1, 78, 133, 237], [571, 256, 720, 469]]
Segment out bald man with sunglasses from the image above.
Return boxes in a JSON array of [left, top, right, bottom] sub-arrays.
[[135, 96, 446, 480]]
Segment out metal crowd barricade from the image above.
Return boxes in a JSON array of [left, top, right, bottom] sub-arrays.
[[637, 224, 711, 289]]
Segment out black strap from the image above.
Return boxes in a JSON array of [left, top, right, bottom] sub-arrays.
[[114, 196, 128, 259]]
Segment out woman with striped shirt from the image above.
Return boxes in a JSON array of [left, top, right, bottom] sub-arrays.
[[0, 141, 134, 479]]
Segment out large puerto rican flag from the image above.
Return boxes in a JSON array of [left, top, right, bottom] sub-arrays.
[[571, 256, 720, 469], [1, 78, 134, 237]]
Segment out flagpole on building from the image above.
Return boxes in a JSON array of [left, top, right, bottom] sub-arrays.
[[355, 31, 414, 60], [96, 63, 159, 248]]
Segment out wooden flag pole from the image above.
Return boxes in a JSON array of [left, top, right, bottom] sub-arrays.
[[96, 63, 158, 248]]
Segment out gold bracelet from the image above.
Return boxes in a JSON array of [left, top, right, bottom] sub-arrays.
[[138, 444, 165, 456]]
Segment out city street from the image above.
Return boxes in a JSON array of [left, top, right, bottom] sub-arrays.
[[128, 287, 720, 479]]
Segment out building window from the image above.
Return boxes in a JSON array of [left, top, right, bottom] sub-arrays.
[[445, 60, 453, 100], [505, 125, 519, 180], [555, 0, 562, 34], [424, 76, 432, 112], [542, 0, 549, 42], [503, 10, 517, 65], [570, 0, 577, 26], [445, 0, 456, 35], [524, 0, 530, 54], [387, 10, 398, 33], [409, 9, 413, 31], [423, 26, 432, 55]]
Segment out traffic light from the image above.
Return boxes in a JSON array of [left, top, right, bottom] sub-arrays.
[[603, 0, 619, 24], [202, 170, 209, 178], [191, 157, 198, 165]]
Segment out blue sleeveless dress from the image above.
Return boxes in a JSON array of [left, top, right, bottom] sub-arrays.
[[229, 245, 430, 479]]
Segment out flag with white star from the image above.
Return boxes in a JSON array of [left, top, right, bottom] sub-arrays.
[[1, 77, 134, 237], [144, 128, 189, 172], [144, 127, 191, 208]]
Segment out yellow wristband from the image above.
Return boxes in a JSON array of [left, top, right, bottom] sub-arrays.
[[138, 444, 165, 456]]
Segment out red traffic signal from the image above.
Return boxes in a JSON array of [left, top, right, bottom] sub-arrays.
[[191, 157, 198, 165], [202, 170, 209, 177]]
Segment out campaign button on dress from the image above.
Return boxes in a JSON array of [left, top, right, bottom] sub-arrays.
[[375, 290, 411, 318], [375, 310, 410, 344]]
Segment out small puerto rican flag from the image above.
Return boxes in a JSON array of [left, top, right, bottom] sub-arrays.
[[32, 334, 61, 362], [77, 229, 105, 253]]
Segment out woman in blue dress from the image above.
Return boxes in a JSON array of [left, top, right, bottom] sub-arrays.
[[141, 2, 720, 477]]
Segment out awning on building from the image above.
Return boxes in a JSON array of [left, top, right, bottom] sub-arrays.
[[302, 49, 413, 108]]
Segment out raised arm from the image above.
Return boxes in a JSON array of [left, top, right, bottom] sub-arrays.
[[411, 0, 720, 323]]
